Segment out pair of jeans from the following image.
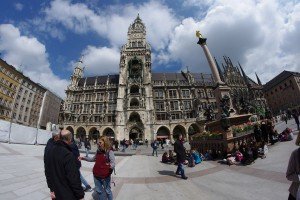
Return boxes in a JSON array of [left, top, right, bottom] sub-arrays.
[[85, 148, 90, 157], [152, 148, 158, 156], [176, 163, 185, 178], [80, 171, 90, 189], [94, 176, 113, 200]]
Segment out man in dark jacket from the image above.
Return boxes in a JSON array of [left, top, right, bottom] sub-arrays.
[[44, 129, 60, 198], [44, 130, 60, 161], [174, 133, 188, 179], [45, 130, 84, 200]]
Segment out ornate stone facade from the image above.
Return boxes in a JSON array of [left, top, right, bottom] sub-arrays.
[[217, 56, 266, 114], [0, 58, 62, 129], [60, 15, 265, 141]]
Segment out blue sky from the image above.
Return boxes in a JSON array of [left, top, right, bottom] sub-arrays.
[[0, 0, 299, 98]]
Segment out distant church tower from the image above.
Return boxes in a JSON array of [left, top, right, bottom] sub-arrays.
[[115, 14, 154, 140]]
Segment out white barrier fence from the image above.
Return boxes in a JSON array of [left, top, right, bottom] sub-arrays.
[[0, 119, 51, 145]]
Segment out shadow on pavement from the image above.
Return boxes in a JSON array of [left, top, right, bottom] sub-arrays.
[[157, 170, 178, 178]]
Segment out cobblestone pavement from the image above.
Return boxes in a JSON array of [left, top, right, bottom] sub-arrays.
[[0, 119, 298, 200]]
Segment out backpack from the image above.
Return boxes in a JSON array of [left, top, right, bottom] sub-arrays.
[[93, 150, 116, 186], [93, 152, 111, 179]]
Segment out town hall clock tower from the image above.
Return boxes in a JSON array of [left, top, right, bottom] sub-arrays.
[[115, 14, 155, 141]]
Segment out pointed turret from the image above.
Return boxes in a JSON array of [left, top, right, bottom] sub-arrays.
[[69, 56, 84, 88], [214, 57, 224, 82], [238, 62, 250, 86], [128, 14, 146, 37], [222, 63, 226, 71], [255, 72, 262, 85]]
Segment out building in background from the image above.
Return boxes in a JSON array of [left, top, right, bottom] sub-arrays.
[[0, 59, 22, 121], [263, 71, 300, 114], [12, 76, 45, 127], [60, 15, 265, 142], [38, 89, 62, 129], [0, 58, 62, 129], [217, 57, 266, 116], [29, 85, 45, 128]]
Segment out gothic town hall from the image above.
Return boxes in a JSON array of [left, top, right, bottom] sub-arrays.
[[60, 15, 266, 142]]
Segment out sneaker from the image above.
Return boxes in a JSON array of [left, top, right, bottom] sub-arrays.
[[182, 176, 188, 180], [84, 186, 93, 192]]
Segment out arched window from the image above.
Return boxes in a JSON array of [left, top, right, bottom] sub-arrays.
[[130, 98, 139, 108], [129, 112, 141, 122], [130, 85, 139, 94]]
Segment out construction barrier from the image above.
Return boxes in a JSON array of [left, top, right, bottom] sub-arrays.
[[0, 119, 52, 145]]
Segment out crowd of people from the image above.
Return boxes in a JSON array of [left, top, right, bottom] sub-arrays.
[[200, 117, 296, 166], [162, 149, 203, 166], [42, 108, 299, 199]]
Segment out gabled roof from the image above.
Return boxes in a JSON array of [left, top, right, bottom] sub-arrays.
[[152, 72, 213, 83], [78, 74, 119, 86], [263, 70, 300, 91], [152, 72, 187, 81]]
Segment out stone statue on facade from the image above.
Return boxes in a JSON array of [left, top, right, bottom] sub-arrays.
[[203, 104, 214, 122]]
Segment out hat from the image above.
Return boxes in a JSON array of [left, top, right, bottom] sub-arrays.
[[52, 129, 60, 137]]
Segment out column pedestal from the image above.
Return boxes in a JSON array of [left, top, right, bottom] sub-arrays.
[[213, 83, 235, 119]]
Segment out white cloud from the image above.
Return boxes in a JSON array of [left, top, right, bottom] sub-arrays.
[[31, 18, 65, 41], [81, 46, 120, 76], [42, 0, 178, 50], [44, 0, 107, 35], [162, 0, 300, 83], [32, 0, 300, 84], [183, 0, 215, 8], [105, 1, 179, 50], [0, 24, 68, 98], [14, 3, 23, 11]]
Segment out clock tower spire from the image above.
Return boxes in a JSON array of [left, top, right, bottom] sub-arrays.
[[116, 14, 154, 141]]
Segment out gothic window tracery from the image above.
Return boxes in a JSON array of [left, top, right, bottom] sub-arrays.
[[130, 85, 139, 94], [128, 59, 142, 78], [130, 98, 139, 108]]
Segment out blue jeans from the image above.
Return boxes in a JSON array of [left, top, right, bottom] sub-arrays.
[[80, 171, 89, 188], [176, 163, 185, 178], [94, 176, 113, 200], [85, 148, 90, 157], [152, 148, 158, 156]]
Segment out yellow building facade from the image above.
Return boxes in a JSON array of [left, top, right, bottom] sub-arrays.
[[0, 59, 22, 121]]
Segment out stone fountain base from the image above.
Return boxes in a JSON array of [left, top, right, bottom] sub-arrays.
[[190, 114, 255, 154]]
